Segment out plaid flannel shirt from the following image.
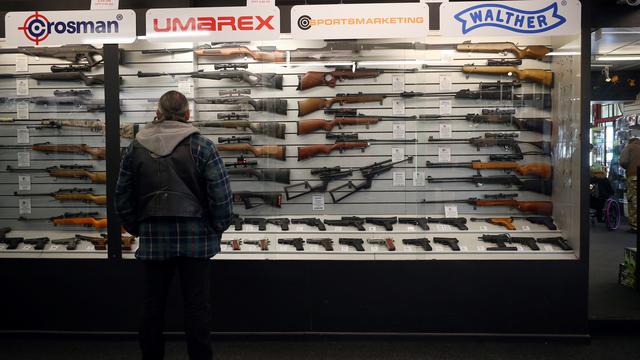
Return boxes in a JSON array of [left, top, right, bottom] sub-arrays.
[[115, 133, 234, 260]]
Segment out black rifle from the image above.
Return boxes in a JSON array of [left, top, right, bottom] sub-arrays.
[[226, 168, 291, 184], [194, 89, 288, 115], [365, 217, 398, 231], [537, 237, 572, 250], [290, 218, 326, 231], [307, 238, 334, 251], [339, 238, 365, 251], [478, 234, 519, 251], [426, 175, 553, 195], [233, 192, 282, 209], [427, 133, 552, 156], [0, 72, 114, 86], [225, 156, 258, 168], [398, 217, 430, 231], [0, 44, 115, 67], [266, 218, 290, 231], [278, 238, 305, 251], [402, 238, 433, 251], [285, 166, 353, 200], [325, 132, 418, 144], [323, 217, 365, 231], [137, 64, 283, 89], [427, 217, 469, 230], [329, 156, 413, 203], [433, 237, 461, 251]]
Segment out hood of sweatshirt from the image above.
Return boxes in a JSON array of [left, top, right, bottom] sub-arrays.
[[135, 120, 199, 156]]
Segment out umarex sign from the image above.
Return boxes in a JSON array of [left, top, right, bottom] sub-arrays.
[[441, 0, 580, 36], [5, 10, 136, 46], [145, 7, 280, 42]]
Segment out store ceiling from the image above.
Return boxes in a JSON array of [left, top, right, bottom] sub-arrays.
[[592, 27, 640, 70]]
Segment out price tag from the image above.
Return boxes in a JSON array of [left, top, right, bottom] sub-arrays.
[[460, 246, 468, 252], [392, 147, 405, 162], [438, 147, 451, 162], [371, 245, 380, 252], [334, 226, 342, 232], [18, 175, 31, 191], [439, 100, 452, 115], [479, 225, 488, 231], [17, 128, 30, 144], [444, 205, 458, 218], [522, 226, 531, 231], [178, 79, 194, 97], [16, 79, 29, 96], [294, 225, 304, 232], [18, 152, 30, 167], [407, 226, 416, 231], [341, 245, 349, 252], [368, 226, 377, 232], [440, 50, 454, 62], [22, 245, 32, 251], [439, 123, 452, 139], [15, 54, 29, 72], [85, 244, 94, 251], [413, 171, 426, 186], [18, 198, 32, 214], [392, 99, 405, 115], [312, 195, 325, 211], [404, 245, 413, 252], [392, 74, 405, 92], [437, 224, 452, 232], [477, 245, 486, 251], [434, 245, 444, 251], [17, 101, 29, 119], [244, 225, 257, 231], [439, 74, 452, 91], [392, 171, 406, 187], [544, 245, 554, 251], [50, 245, 59, 251], [392, 122, 406, 140]]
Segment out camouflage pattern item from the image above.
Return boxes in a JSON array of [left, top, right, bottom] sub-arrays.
[[627, 176, 637, 230]]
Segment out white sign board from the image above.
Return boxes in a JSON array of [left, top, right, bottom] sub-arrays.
[[145, 6, 280, 42], [291, 3, 429, 40], [91, 0, 119, 10], [5, 10, 136, 46], [441, 0, 580, 36]]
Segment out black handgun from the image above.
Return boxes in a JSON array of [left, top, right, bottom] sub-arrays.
[[513, 216, 558, 230], [509, 236, 540, 251], [339, 238, 365, 251], [536, 236, 572, 250], [433, 237, 460, 251], [52, 236, 82, 250], [291, 218, 326, 231], [398, 217, 430, 231], [365, 217, 398, 231], [427, 217, 468, 230], [402, 238, 432, 251], [307, 238, 334, 251], [278, 238, 305, 251], [243, 217, 267, 231], [266, 218, 290, 231], [23, 237, 50, 250], [478, 234, 518, 251], [324, 217, 365, 231]]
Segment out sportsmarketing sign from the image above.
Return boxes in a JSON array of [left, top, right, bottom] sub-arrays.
[[145, 6, 280, 42], [291, 3, 429, 40], [441, 0, 580, 36], [5, 10, 136, 46]]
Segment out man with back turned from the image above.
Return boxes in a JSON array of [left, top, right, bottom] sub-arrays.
[[115, 90, 233, 360]]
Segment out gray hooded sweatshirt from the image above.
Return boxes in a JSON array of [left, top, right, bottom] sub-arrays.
[[134, 120, 199, 156]]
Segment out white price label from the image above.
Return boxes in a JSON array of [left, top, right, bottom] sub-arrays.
[[479, 225, 488, 231], [178, 79, 194, 97], [17, 128, 29, 144], [444, 205, 458, 218], [439, 123, 452, 139], [18, 175, 31, 191], [439, 100, 452, 115], [341, 245, 349, 252], [460, 246, 468, 252], [544, 245, 554, 251], [477, 245, 486, 251], [522, 226, 531, 231], [392, 171, 406, 187], [392, 147, 405, 162], [334, 226, 342, 232], [16, 79, 29, 96], [392, 74, 405, 92], [312, 195, 325, 211], [294, 225, 303, 232], [407, 226, 416, 232], [404, 245, 413, 252], [437, 224, 452, 232], [439, 74, 452, 91], [16, 101, 29, 119], [18, 198, 31, 215], [17, 152, 30, 167], [438, 147, 451, 162], [371, 245, 380, 252], [368, 226, 377, 232], [392, 122, 406, 140], [15, 54, 28, 72], [434, 245, 444, 251], [50, 245, 59, 251], [86, 244, 94, 251], [392, 99, 405, 115], [412, 171, 426, 186], [22, 245, 32, 250], [440, 50, 454, 62]]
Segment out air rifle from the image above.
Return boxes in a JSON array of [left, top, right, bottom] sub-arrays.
[[284, 166, 353, 200], [233, 191, 283, 209], [0, 142, 106, 160], [460, 108, 552, 134], [137, 64, 283, 89], [14, 187, 106, 205], [297, 66, 418, 90], [0, 44, 114, 67], [194, 89, 288, 115], [6, 164, 106, 184], [18, 212, 108, 229], [421, 194, 553, 216], [226, 167, 290, 184], [426, 160, 553, 180], [421, 63, 553, 87], [192, 115, 286, 139], [297, 132, 416, 160], [0, 71, 113, 86], [426, 175, 553, 195], [142, 43, 288, 63], [297, 109, 412, 135], [427, 133, 552, 156], [216, 136, 286, 161]]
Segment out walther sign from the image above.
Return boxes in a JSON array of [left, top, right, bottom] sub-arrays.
[[145, 6, 280, 42], [5, 10, 136, 46]]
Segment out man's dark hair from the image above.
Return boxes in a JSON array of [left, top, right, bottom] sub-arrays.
[[156, 90, 189, 122]]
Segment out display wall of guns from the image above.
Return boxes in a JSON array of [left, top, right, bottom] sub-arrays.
[[469, 216, 557, 230], [137, 64, 283, 89], [297, 109, 413, 135], [284, 166, 354, 200], [6, 165, 106, 183], [192, 114, 286, 139], [0, 71, 115, 85], [18, 212, 108, 229], [297, 66, 419, 90], [440, 108, 553, 134], [427, 133, 552, 156], [402, 238, 432, 251], [367, 238, 396, 251], [426, 160, 553, 179], [426, 175, 553, 195], [14, 187, 106, 205], [421, 62, 553, 87], [216, 136, 286, 160], [297, 87, 551, 116], [421, 194, 553, 215], [233, 191, 283, 209], [140, 41, 551, 62], [329, 156, 413, 203], [194, 89, 288, 115], [297, 133, 417, 160], [0, 142, 106, 159], [226, 167, 290, 184], [243, 239, 270, 251], [0, 44, 117, 68]]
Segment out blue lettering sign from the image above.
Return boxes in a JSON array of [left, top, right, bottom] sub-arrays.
[[453, 2, 566, 34]]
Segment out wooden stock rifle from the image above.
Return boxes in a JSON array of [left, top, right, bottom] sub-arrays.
[[297, 132, 417, 160], [421, 194, 553, 216], [18, 212, 108, 229], [6, 164, 106, 184], [14, 187, 106, 205], [216, 135, 286, 160], [425, 160, 553, 179], [0, 142, 106, 160]]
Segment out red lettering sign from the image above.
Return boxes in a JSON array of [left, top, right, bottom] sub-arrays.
[[152, 15, 275, 32]]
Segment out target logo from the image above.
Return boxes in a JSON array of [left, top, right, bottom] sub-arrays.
[[18, 11, 50, 45], [297, 15, 312, 30]]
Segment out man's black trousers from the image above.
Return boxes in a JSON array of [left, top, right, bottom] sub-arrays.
[[140, 257, 212, 360]]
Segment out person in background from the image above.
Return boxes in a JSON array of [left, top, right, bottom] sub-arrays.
[[115, 90, 233, 360], [620, 135, 640, 232]]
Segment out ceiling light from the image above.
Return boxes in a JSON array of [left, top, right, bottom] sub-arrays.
[[547, 51, 581, 56], [596, 55, 640, 61]]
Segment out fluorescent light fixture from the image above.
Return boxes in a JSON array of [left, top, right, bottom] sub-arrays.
[[145, 31, 213, 39], [596, 55, 640, 61], [547, 51, 581, 56]]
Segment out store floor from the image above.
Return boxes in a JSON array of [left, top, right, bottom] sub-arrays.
[[1, 336, 640, 360], [589, 222, 640, 319]]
